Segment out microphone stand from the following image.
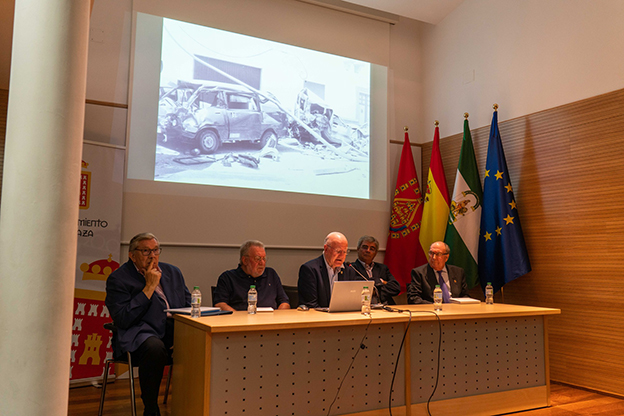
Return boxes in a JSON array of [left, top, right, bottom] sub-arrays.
[[347, 262, 385, 309]]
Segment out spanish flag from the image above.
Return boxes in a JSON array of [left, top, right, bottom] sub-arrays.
[[419, 123, 450, 256]]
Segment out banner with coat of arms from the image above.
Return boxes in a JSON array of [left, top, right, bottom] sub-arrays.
[[71, 143, 124, 384]]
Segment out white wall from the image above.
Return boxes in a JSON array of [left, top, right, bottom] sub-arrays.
[[418, 0, 624, 141]]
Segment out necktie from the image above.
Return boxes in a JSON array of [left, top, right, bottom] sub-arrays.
[[329, 267, 341, 293], [437, 271, 451, 303]]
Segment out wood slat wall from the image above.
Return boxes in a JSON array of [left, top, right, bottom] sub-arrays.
[[421, 88, 624, 397]]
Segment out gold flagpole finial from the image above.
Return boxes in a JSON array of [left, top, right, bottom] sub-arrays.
[[493, 103, 499, 111], [434, 120, 439, 127], [464, 112, 469, 119], [404, 126, 408, 132]]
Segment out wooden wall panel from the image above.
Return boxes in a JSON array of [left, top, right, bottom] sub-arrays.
[[422, 89, 624, 397]]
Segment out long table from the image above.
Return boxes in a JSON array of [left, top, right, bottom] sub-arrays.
[[171, 303, 560, 415]]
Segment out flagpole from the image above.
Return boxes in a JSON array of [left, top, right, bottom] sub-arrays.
[[464, 112, 469, 119], [493, 103, 498, 111]]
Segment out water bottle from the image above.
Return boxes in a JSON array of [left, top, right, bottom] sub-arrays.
[[248, 285, 258, 314], [361, 286, 371, 315], [191, 286, 202, 318], [485, 282, 494, 305], [433, 285, 443, 311]]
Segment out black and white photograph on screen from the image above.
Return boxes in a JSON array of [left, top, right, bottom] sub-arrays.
[[154, 18, 371, 199]]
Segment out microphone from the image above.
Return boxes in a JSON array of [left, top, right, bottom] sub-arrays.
[[345, 262, 384, 309]]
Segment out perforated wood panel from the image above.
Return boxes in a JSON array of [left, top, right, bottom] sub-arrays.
[[410, 316, 545, 402], [209, 323, 405, 415]]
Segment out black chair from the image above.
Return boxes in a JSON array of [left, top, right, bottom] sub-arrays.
[[283, 285, 299, 309], [98, 322, 172, 416]]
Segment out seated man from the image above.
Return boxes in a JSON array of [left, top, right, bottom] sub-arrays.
[[407, 241, 468, 304], [350, 235, 401, 305], [105, 233, 191, 416], [213, 240, 290, 311], [298, 231, 359, 308]]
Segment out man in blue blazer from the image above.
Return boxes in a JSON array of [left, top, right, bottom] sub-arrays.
[[350, 235, 400, 305], [407, 241, 468, 304], [106, 233, 191, 416], [298, 231, 360, 308]]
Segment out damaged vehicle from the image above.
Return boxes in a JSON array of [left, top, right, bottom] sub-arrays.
[[157, 80, 288, 153], [290, 88, 369, 153]]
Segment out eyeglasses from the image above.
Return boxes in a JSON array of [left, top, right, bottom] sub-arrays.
[[359, 244, 377, 252], [429, 251, 448, 257], [247, 256, 267, 263], [134, 247, 162, 256], [328, 246, 350, 256]]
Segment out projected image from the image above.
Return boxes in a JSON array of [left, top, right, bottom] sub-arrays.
[[155, 18, 371, 198]]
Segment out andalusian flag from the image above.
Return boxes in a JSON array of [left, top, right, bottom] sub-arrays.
[[478, 108, 531, 293], [384, 129, 427, 292], [419, 123, 450, 256], [444, 117, 482, 289]]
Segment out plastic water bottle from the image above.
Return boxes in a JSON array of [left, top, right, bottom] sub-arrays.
[[248, 285, 258, 314], [433, 285, 443, 311], [361, 286, 371, 315], [485, 282, 494, 305], [191, 286, 201, 318]]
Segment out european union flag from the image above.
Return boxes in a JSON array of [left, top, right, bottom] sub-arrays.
[[478, 109, 531, 294]]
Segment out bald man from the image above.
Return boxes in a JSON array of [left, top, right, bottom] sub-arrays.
[[297, 232, 360, 308]]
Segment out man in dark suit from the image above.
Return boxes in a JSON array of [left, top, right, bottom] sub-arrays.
[[407, 241, 468, 304], [350, 235, 400, 305], [106, 233, 191, 416], [298, 231, 359, 308]]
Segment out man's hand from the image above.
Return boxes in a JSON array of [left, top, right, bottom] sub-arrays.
[[142, 258, 162, 298]]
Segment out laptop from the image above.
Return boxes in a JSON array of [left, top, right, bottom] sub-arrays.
[[316, 280, 370, 312]]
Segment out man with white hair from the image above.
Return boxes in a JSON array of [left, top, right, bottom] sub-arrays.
[[214, 240, 290, 311], [298, 231, 359, 308]]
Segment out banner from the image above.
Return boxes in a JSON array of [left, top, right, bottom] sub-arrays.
[[419, 124, 450, 255], [478, 109, 531, 293], [71, 143, 124, 383], [384, 130, 427, 292], [444, 118, 483, 289]]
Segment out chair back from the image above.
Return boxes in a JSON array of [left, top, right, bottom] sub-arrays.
[[283, 285, 299, 309], [103, 322, 127, 361]]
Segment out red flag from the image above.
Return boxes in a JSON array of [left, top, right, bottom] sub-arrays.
[[384, 130, 427, 292]]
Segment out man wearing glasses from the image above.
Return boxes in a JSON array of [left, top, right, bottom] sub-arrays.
[[407, 241, 468, 304], [213, 240, 290, 311], [298, 231, 359, 308], [106, 232, 191, 416]]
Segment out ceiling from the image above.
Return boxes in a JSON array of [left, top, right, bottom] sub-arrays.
[[342, 0, 465, 24]]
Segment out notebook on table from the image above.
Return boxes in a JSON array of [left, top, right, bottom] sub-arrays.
[[315, 280, 370, 313]]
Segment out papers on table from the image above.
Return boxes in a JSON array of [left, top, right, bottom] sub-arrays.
[[450, 297, 480, 304], [165, 306, 224, 316], [257, 307, 274, 312]]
